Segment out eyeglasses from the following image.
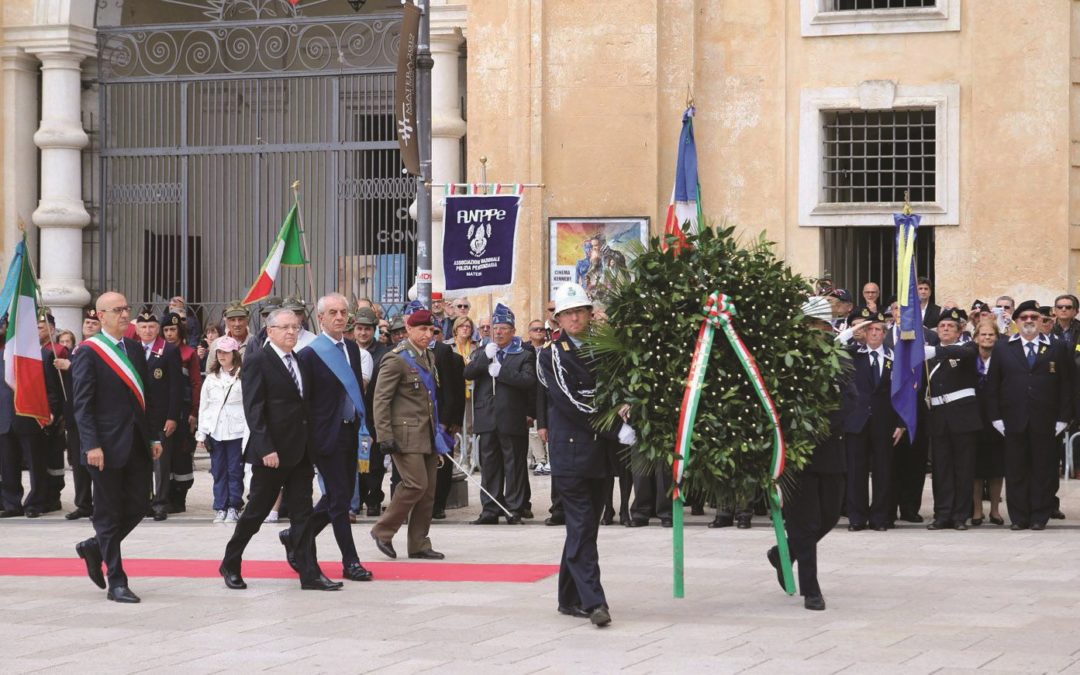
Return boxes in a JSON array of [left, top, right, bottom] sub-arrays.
[[454, 304, 470, 309], [529, 327, 545, 332], [546, 307, 555, 312], [102, 305, 131, 314], [1017, 314, 1041, 322], [996, 304, 1013, 310], [479, 325, 491, 331], [1056, 304, 1075, 311]]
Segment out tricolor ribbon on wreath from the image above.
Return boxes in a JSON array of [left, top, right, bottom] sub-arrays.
[[670, 291, 796, 597]]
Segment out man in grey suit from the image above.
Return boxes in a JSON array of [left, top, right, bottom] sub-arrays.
[[464, 304, 537, 525]]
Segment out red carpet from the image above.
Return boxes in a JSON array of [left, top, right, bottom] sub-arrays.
[[0, 557, 557, 583]]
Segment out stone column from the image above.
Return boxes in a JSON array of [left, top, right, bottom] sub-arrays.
[[30, 49, 92, 331], [429, 27, 466, 292], [0, 48, 41, 261]]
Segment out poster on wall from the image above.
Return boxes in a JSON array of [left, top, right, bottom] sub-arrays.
[[548, 217, 649, 306]]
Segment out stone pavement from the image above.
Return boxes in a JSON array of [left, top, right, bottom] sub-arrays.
[[2, 464, 1080, 674]]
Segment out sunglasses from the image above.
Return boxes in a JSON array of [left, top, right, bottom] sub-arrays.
[[546, 307, 555, 312], [1056, 304, 1075, 310], [996, 304, 1012, 310], [1017, 313, 1041, 322], [529, 327, 545, 332], [454, 304, 470, 309]]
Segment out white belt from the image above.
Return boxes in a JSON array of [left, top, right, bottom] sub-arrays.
[[930, 388, 975, 407]]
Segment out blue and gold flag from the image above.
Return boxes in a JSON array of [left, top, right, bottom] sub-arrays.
[[890, 213, 925, 442]]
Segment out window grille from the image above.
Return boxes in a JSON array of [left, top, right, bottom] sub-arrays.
[[821, 226, 935, 304], [829, 0, 936, 10], [822, 108, 936, 204]]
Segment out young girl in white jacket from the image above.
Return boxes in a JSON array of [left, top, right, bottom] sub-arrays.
[[196, 337, 247, 523]]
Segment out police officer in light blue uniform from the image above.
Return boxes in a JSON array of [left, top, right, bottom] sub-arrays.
[[536, 283, 636, 629]]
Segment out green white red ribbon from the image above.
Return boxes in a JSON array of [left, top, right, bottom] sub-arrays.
[[671, 291, 795, 597]]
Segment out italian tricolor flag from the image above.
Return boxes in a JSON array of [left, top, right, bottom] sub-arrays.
[[3, 239, 49, 425], [241, 204, 306, 305]]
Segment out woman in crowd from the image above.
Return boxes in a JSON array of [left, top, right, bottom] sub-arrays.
[[195, 336, 246, 524], [197, 323, 222, 373], [378, 318, 391, 345], [972, 317, 1005, 526]]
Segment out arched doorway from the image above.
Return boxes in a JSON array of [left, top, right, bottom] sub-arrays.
[[93, 0, 414, 324]]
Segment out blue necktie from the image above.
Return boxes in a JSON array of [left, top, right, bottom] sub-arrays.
[[870, 351, 880, 388], [1026, 342, 1037, 368], [336, 341, 357, 421]]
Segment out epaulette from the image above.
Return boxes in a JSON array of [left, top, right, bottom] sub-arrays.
[[392, 343, 408, 354], [561, 340, 571, 351]]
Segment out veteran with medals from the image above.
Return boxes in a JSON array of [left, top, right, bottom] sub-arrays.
[[134, 310, 184, 521], [71, 293, 162, 603]]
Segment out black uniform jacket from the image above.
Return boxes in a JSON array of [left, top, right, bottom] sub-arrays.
[[536, 334, 619, 479], [142, 340, 183, 435], [71, 336, 153, 467], [926, 341, 983, 434], [464, 344, 537, 436], [242, 343, 311, 468], [985, 334, 1072, 435], [842, 344, 900, 437]]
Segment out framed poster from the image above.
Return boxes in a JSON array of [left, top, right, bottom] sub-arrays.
[[548, 217, 649, 306]]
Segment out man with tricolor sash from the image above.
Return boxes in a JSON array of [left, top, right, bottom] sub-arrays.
[[71, 292, 161, 604]]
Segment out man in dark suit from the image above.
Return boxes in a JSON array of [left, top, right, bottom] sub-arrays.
[[986, 300, 1072, 531], [923, 309, 981, 530], [219, 308, 341, 591], [918, 277, 941, 330], [295, 293, 373, 583], [843, 310, 904, 531], [354, 307, 389, 516], [71, 292, 161, 603], [464, 304, 536, 524], [536, 283, 633, 628], [430, 326, 465, 519], [133, 310, 183, 521]]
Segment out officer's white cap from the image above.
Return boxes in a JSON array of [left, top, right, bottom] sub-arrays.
[[554, 283, 593, 316]]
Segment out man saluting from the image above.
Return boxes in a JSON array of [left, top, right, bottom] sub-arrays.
[[71, 292, 162, 603]]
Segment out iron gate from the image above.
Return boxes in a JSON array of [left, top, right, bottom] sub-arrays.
[[95, 9, 415, 329]]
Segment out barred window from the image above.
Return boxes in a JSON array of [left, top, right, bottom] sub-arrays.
[[829, 0, 936, 10], [822, 108, 936, 204]]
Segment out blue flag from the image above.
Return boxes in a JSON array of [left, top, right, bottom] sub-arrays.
[[890, 213, 925, 442]]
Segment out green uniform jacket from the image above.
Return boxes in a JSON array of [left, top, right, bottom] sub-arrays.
[[373, 342, 437, 454]]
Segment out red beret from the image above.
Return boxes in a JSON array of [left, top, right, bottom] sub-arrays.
[[406, 309, 434, 327], [431, 292, 443, 301]]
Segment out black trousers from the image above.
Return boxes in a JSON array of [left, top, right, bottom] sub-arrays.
[[152, 431, 179, 509], [478, 432, 528, 517], [930, 428, 976, 524], [0, 429, 49, 511], [83, 445, 151, 589], [168, 420, 195, 505], [432, 453, 453, 514], [359, 443, 386, 509], [45, 426, 66, 504], [65, 425, 93, 513], [630, 464, 672, 523], [223, 460, 321, 582], [603, 458, 632, 521], [784, 471, 843, 598], [553, 474, 607, 611], [892, 410, 929, 519], [311, 424, 360, 567], [845, 430, 893, 528], [0, 429, 26, 510], [1004, 430, 1057, 527]]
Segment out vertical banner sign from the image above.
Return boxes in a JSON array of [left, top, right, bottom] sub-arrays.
[[395, 2, 421, 175], [442, 194, 521, 294]]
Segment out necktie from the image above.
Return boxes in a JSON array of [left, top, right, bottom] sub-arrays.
[[870, 351, 880, 388], [1026, 342, 1037, 368], [284, 353, 301, 394], [976, 356, 986, 382], [144, 344, 152, 361], [336, 341, 356, 421], [496, 349, 505, 364]]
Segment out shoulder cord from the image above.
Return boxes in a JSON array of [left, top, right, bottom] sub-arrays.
[[549, 344, 596, 414]]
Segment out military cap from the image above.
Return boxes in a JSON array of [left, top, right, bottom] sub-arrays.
[[223, 302, 249, 319], [135, 308, 159, 324], [83, 308, 100, 321], [937, 308, 967, 325], [403, 300, 424, 315], [37, 308, 56, 324], [389, 316, 406, 332], [491, 303, 515, 326], [162, 312, 184, 328], [1039, 305, 1053, 318], [281, 296, 307, 312], [1014, 300, 1041, 318], [259, 295, 283, 317], [830, 288, 853, 304], [354, 307, 378, 326], [970, 299, 988, 312], [851, 307, 886, 325]]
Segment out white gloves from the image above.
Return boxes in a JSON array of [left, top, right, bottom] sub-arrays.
[[834, 326, 855, 344], [1056, 422, 1068, 436], [923, 346, 937, 360], [487, 362, 501, 378], [992, 420, 1005, 437], [618, 423, 637, 445], [484, 342, 498, 359]]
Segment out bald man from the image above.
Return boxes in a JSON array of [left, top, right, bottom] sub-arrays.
[[71, 292, 162, 603]]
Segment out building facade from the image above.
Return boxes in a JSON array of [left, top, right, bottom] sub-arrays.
[[0, 0, 1077, 332]]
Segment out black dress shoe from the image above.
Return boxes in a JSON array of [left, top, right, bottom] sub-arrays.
[[766, 546, 785, 591], [24, 509, 41, 518], [219, 564, 247, 589], [431, 510, 446, 520], [472, 514, 499, 525], [301, 574, 343, 591], [152, 508, 167, 522], [660, 519, 673, 528], [589, 605, 612, 627], [278, 529, 299, 572], [371, 532, 397, 559], [107, 586, 141, 603], [870, 525, 887, 532], [65, 508, 92, 521], [408, 549, 446, 560], [926, 521, 951, 530], [366, 505, 381, 517], [505, 515, 523, 525], [709, 515, 734, 528], [343, 562, 373, 581], [76, 540, 106, 589], [690, 504, 705, 516], [619, 513, 631, 526], [899, 512, 924, 523], [989, 515, 1005, 526], [1010, 523, 1028, 531], [953, 521, 968, 531], [970, 517, 984, 527], [804, 594, 826, 611], [1051, 509, 1066, 520], [558, 605, 590, 618], [545, 515, 565, 526], [625, 519, 649, 528], [1031, 522, 1046, 531], [847, 524, 866, 532], [735, 515, 752, 529], [600, 512, 614, 526], [45, 500, 62, 513], [521, 508, 534, 519], [0, 508, 24, 518]]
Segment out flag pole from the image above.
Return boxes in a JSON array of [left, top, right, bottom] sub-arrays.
[[902, 191, 931, 388], [290, 180, 320, 327], [16, 218, 67, 402]]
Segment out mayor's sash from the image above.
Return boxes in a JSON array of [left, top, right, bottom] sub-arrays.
[[309, 335, 372, 472], [397, 347, 454, 455], [83, 334, 145, 410]]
